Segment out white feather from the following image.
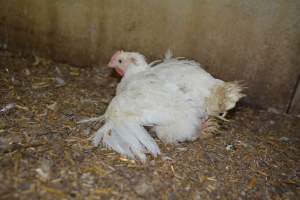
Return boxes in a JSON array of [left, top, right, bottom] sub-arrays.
[[164, 49, 173, 60]]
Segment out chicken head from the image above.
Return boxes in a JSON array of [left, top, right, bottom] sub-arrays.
[[108, 51, 150, 76]]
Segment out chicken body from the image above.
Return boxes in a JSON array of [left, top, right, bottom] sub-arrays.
[[92, 51, 244, 161], [117, 57, 222, 104], [114, 51, 244, 117], [93, 61, 209, 161]]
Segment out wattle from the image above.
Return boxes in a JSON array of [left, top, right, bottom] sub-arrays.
[[115, 68, 124, 76]]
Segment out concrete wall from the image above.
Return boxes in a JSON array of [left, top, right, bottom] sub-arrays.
[[289, 77, 300, 115], [0, 0, 300, 113]]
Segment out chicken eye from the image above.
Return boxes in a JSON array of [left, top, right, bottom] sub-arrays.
[[118, 59, 122, 64]]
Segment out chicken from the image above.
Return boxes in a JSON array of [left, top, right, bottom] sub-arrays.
[[89, 50, 244, 161], [108, 50, 245, 119]]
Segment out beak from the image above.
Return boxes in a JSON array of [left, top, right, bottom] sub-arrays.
[[107, 61, 115, 68]]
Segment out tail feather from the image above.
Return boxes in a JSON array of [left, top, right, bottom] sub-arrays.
[[91, 120, 160, 161], [223, 81, 246, 111], [206, 81, 245, 116]]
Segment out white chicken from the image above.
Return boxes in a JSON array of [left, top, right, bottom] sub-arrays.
[[89, 50, 244, 161], [109, 50, 244, 118]]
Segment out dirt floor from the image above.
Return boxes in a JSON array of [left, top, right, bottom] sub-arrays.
[[0, 50, 299, 200]]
